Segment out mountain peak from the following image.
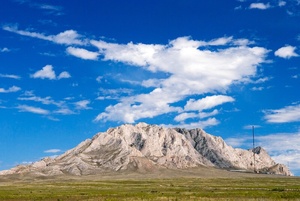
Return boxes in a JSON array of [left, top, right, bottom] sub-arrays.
[[0, 123, 293, 177]]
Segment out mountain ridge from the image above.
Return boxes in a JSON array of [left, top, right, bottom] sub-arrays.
[[0, 123, 292, 177]]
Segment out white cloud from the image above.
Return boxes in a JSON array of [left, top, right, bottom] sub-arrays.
[[251, 76, 272, 84], [38, 4, 62, 12], [54, 107, 75, 115], [184, 95, 235, 111], [96, 76, 103, 83], [31, 65, 71, 80], [257, 133, 300, 153], [249, 2, 271, 9], [44, 149, 61, 153], [199, 109, 219, 119], [91, 40, 164, 67], [74, 100, 91, 110], [225, 137, 248, 147], [18, 93, 62, 106], [17, 92, 77, 116], [243, 125, 262, 129], [58, 71, 71, 79], [274, 45, 299, 58], [0, 47, 10, 52], [264, 104, 300, 123], [0, 74, 21, 79], [251, 86, 264, 91], [2, 25, 85, 45], [31, 65, 56, 79], [174, 103, 222, 122], [15, 0, 63, 15], [0, 86, 21, 93], [93, 36, 268, 124], [96, 88, 134, 100], [174, 112, 198, 122], [95, 94, 181, 123], [142, 78, 163, 88], [162, 118, 220, 129], [234, 5, 243, 10], [66, 47, 99, 60], [17, 105, 49, 115], [206, 36, 233, 46], [175, 107, 219, 123], [53, 30, 83, 45], [278, 1, 287, 6]]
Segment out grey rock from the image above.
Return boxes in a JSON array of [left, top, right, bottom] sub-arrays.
[[0, 123, 292, 176]]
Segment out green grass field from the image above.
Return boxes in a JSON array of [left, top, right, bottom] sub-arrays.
[[0, 176, 300, 200]]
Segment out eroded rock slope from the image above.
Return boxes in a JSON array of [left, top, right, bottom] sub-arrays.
[[0, 123, 292, 176]]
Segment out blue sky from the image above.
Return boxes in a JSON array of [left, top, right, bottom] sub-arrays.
[[0, 0, 300, 175]]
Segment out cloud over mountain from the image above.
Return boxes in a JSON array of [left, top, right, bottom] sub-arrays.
[[92, 36, 268, 126]]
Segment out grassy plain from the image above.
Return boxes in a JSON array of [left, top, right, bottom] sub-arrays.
[[0, 169, 299, 200]]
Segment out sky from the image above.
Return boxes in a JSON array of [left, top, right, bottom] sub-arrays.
[[0, 0, 300, 175]]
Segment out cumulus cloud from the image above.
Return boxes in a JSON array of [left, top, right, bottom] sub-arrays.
[[274, 45, 299, 58], [31, 65, 71, 80], [175, 95, 230, 123], [2, 25, 85, 45], [66, 47, 99, 60], [31, 65, 56, 79], [17, 105, 50, 115], [264, 104, 300, 123], [57, 71, 71, 79], [92, 36, 268, 125], [0, 86, 21, 93], [249, 2, 271, 9]]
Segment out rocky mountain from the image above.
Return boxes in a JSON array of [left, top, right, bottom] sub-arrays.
[[0, 123, 292, 177]]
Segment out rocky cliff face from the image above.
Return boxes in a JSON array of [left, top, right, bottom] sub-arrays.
[[0, 123, 292, 176]]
